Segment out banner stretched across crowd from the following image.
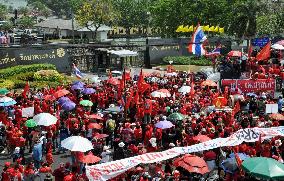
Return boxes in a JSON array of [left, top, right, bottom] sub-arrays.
[[86, 126, 284, 181]]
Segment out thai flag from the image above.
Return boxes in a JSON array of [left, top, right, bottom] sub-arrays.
[[188, 24, 207, 56], [73, 64, 84, 79], [206, 45, 221, 56]]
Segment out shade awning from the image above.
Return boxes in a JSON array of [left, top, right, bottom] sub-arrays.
[[108, 49, 138, 57]]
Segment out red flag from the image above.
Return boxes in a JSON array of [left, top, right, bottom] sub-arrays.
[[125, 88, 134, 110], [122, 71, 131, 81], [256, 41, 271, 61], [248, 44, 253, 58], [137, 69, 150, 93], [134, 91, 139, 105], [233, 148, 244, 176], [22, 81, 29, 98], [190, 76, 195, 96]]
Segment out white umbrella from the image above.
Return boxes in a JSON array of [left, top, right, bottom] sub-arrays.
[[61, 136, 93, 152], [151, 91, 171, 98], [207, 73, 221, 82], [165, 72, 177, 77], [271, 44, 284, 50], [0, 97, 16, 106], [33, 113, 57, 126], [178, 86, 191, 93]]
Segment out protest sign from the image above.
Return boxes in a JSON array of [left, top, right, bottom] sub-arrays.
[[86, 126, 284, 181], [265, 104, 278, 114], [22, 107, 34, 118]]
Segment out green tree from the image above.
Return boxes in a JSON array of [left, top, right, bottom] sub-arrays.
[[1, 21, 13, 31], [0, 4, 7, 20], [18, 7, 30, 16], [18, 16, 35, 29], [76, 0, 119, 40]]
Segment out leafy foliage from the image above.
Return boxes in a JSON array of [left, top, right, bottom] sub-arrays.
[[18, 16, 36, 29], [0, 4, 7, 20], [0, 79, 15, 89], [163, 56, 212, 66], [34, 70, 64, 81]]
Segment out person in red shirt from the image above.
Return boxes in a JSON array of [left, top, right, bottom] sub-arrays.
[[1, 162, 13, 181], [53, 163, 66, 181], [134, 125, 142, 144], [63, 166, 77, 181], [143, 98, 152, 124]]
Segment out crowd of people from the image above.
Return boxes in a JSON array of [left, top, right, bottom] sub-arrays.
[[0, 55, 284, 181]]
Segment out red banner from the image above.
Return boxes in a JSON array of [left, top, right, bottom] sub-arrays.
[[221, 79, 275, 93]]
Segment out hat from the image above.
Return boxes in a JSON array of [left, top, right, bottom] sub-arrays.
[[4, 162, 10, 167], [118, 142, 125, 148], [103, 146, 110, 151], [169, 143, 175, 147], [14, 147, 20, 154], [162, 116, 167, 120]]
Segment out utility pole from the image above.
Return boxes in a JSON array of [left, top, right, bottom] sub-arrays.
[[71, 8, 75, 44]]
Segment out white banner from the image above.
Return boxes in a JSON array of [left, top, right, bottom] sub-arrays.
[[22, 107, 34, 118], [86, 126, 284, 181]]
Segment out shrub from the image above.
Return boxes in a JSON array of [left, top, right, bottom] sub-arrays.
[[0, 79, 15, 89], [0, 64, 56, 79], [29, 81, 61, 89], [34, 70, 64, 82], [163, 56, 212, 66]]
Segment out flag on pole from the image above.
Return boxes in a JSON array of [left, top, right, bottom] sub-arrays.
[[188, 24, 207, 56], [248, 44, 253, 58], [256, 41, 271, 61], [206, 45, 221, 56], [73, 63, 84, 79], [137, 69, 150, 93]]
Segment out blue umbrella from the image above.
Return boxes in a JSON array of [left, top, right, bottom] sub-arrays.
[[155, 120, 174, 129], [58, 97, 70, 105], [0, 97, 17, 107], [72, 81, 85, 87], [104, 106, 123, 114], [82, 88, 96, 94], [247, 92, 257, 97], [71, 84, 84, 91], [229, 153, 250, 160], [61, 101, 76, 111]]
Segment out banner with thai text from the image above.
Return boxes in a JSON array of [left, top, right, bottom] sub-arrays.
[[221, 79, 275, 93], [86, 126, 284, 181]]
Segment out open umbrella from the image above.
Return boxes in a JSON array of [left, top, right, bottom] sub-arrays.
[[173, 154, 209, 175], [104, 106, 123, 113], [0, 88, 9, 95], [107, 78, 120, 85], [78, 152, 101, 164], [54, 89, 70, 98], [167, 113, 185, 121], [228, 51, 242, 57], [193, 135, 211, 143], [58, 97, 71, 105], [33, 113, 57, 126], [61, 136, 93, 152], [88, 123, 102, 129], [0, 97, 17, 106], [94, 133, 109, 139], [82, 88, 96, 95], [62, 101, 76, 111], [151, 91, 171, 98], [276, 40, 284, 46], [270, 113, 284, 121], [71, 84, 84, 91], [271, 44, 284, 50], [44, 95, 56, 101], [72, 81, 85, 87], [229, 153, 250, 160], [178, 86, 191, 94], [221, 153, 250, 173], [242, 157, 284, 180], [155, 120, 174, 129], [80, 100, 93, 107], [25, 119, 37, 128], [201, 80, 217, 87], [247, 92, 257, 97], [88, 114, 103, 120]]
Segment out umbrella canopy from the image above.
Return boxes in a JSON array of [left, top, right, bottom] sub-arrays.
[[193, 135, 211, 143], [58, 97, 71, 105], [173, 154, 209, 175], [242, 157, 284, 180], [72, 81, 85, 87], [167, 113, 185, 121], [155, 120, 174, 129], [82, 88, 96, 94], [229, 153, 250, 160], [270, 113, 284, 120], [271, 44, 284, 50], [88, 114, 103, 120], [90, 76, 101, 84], [247, 92, 257, 97], [107, 78, 120, 85], [0, 88, 9, 95], [44, 95, 56, 101], [25, 119, 37, 128], [62, 101, 76, 111], [80, 100, 93, 107], [104, 106, 123, 113], [78, 152, 101, 164], [54, 89, 70, 98], [33, 113, 57, 126], [94, 133, 109, 139], [276, 40, 284, 46], [201, 80, 217, 87], [228, 50, 242, 57], [88, 123, 102, 129], [151, 91, 171, 98], [71, 84, 84, 91], [61, 136, 93, 152], [0, 97, 17, 107], [221, 153, 250, 173], [178, 86, 191, 93]]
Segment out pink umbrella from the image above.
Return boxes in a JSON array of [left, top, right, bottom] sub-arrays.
[[276, 40, 284, 46], [94, 133, 109, 139]]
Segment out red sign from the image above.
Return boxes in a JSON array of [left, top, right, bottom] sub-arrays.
[[221, 79, 275, 93]]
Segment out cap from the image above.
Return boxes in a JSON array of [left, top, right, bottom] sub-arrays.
[[118, 142, 125, 148]]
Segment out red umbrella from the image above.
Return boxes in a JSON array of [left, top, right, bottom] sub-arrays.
[[88, 114, 103, 120], [173, 154, 209, 175], [44, 95, 56, 101], [78, 152, 101, 164], [88, 123, 102, 129], [94, 133, 109, 139], [193, 135, 212, 143], [107, 78, 120, 85], [54, 89, 70, 98], [227, 50, 242, 57], [201, 80, 217, 87], [270, 113, 284, 121]]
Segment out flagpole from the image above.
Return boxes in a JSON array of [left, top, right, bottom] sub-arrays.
[[123, 68, 127, 122]]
